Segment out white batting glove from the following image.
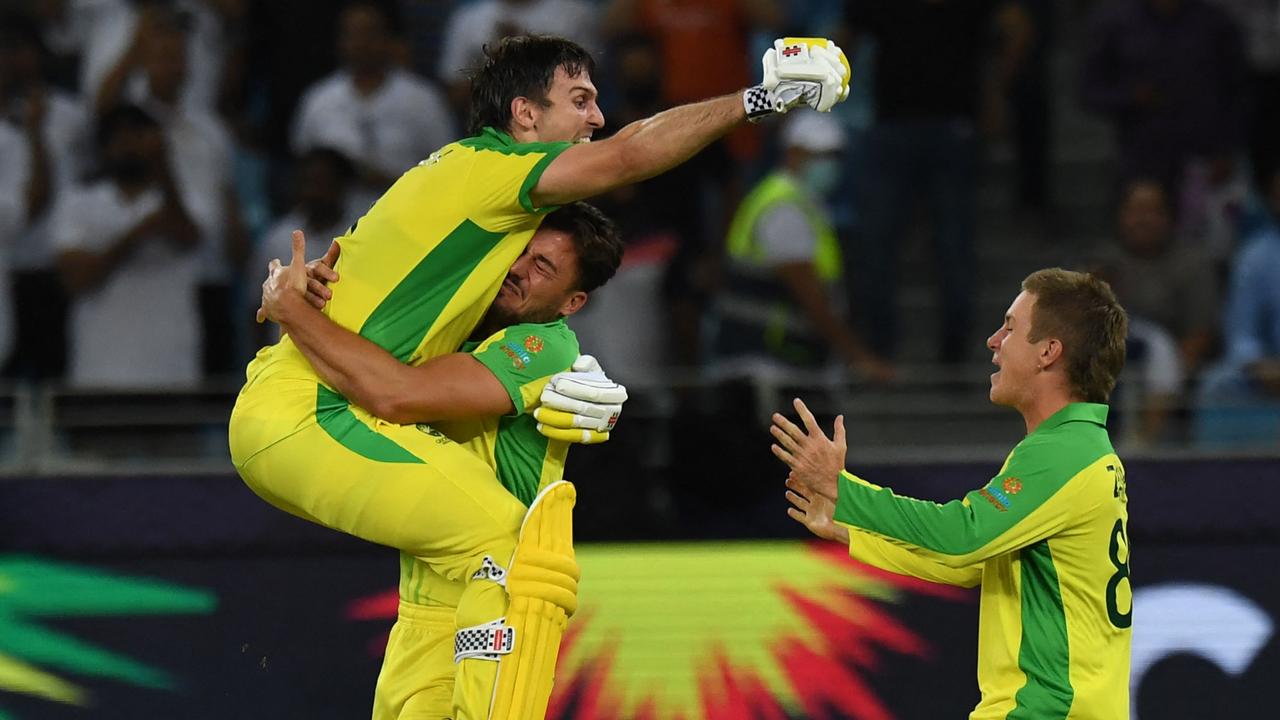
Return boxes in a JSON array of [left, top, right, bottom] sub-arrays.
[[744, 37, 851, 122], [534, 354, 628, 443]]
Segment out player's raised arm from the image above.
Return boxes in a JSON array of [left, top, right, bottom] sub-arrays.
[[530, 38, 852, 208]]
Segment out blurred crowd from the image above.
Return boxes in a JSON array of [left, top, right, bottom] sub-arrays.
[[0, 0, 1278, 448]]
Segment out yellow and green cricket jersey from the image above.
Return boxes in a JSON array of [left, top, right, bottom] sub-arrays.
[[398, 318, 579, 606], [834, 403, 1131, 719], [231, 128, 571, 464]]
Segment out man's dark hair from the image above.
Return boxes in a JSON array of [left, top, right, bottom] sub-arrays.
[[95, 103, 161, 147], [466, 35, 595, 136], [1022, 268, 1128, 403], [340, 0, 401, 35], [541, 202, 622, 293]]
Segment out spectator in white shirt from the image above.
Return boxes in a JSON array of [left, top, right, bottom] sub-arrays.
[[82, 0, 242, 117], [1, 12, 91, 381], [53, 104, 201, 389], [291, 1, 455, 210], [97, 7, 245, 379]]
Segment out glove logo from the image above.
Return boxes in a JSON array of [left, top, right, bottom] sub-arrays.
[[782, 45, 803, 57], [524, 336, 544, 354]]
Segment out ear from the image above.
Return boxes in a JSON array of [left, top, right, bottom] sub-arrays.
[[558, 290, 589, 318], [509, 96, 540, 134], [1039, 338, 1065, 371]]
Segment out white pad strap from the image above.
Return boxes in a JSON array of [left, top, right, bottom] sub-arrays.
[[454, 619, 516, 663]]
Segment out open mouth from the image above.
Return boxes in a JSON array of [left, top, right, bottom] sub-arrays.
[[501, 277, 521, 297]]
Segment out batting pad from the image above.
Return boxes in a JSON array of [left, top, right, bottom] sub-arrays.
[[487, 480, 580, 720]]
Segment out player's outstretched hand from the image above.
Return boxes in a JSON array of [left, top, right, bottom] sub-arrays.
[[785, 474, 849, 544], [771, 397, 846, 503], [744, 37, 851, 122], [535, 354, 627, 444]]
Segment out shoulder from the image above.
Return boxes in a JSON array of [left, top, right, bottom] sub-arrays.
[[298, 73, 350, 110], [1009, 421, 1113, 484], [484, 320, 579, 366]]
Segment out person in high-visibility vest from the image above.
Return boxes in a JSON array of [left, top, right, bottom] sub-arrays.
[[714, 111, 893, 381]]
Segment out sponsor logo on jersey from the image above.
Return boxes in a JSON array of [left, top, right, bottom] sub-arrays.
[[1003, 477, 1023, 495], [524, 335, 544, 354], [500, 341, 532, 369], [978, 486, 1011, 512]]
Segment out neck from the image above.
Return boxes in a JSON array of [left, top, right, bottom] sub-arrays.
[[149, 83, 181, 108], [350, 66, 388, 95], [472, 318, 502, 341], [115, 175, 154, 198], [508, 125, 538, 144], [1018, 390, 1075, 434]]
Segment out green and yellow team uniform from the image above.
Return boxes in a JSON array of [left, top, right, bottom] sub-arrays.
[[371, 320, 578, 720], [229, 126, 569, 566], [834, 403, 1131, 719], [225, 128, 573, 720]]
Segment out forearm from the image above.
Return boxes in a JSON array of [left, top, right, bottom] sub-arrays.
[[613, 94, 745, 183], [832, 471, 977, 568], [158, 174, 200, 250], [24, 134, 51, 221], [780, 266, 877, 366], [274, 294, 418, 420], [532, 94, 745, 207], [844, 525, 982, 588], [94, 52, 135, 116], [57, 234, 134, 294]]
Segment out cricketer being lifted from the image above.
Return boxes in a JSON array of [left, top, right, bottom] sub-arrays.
[[230, 34, 851, 720]]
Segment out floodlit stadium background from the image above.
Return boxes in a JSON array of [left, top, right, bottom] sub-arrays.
[[2, 0, 1278, 718]]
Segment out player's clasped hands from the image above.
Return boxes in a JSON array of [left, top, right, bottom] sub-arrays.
[[256, 229, 341, 324]]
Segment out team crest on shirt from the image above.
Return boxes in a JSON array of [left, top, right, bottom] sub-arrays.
[[524, 336, 544, 354], [1003, 477, 1023, 495]]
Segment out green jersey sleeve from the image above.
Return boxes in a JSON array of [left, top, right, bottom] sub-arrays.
[[832, 428, 1101, 568], [469, 319, 579, 415]]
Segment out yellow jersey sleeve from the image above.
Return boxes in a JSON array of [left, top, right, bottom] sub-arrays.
[[842, 525, 983, 588]]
